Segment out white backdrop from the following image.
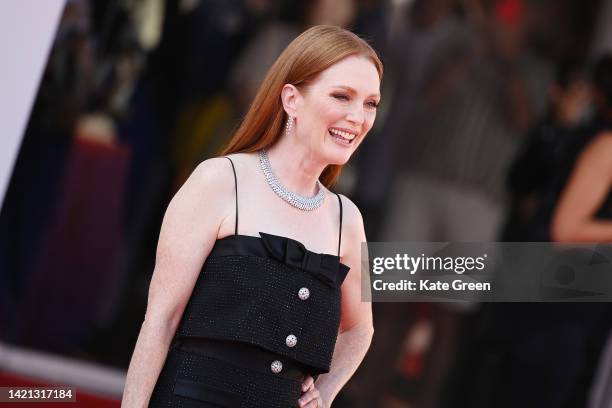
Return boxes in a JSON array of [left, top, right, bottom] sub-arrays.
[[0, 0, 65, 206]]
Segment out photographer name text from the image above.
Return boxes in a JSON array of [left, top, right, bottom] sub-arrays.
[[372, 278, 491, 291]]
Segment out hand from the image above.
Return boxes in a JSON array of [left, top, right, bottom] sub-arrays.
[[297, 375, 325, 408]]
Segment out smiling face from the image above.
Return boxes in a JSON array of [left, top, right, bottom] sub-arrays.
[[283, 55, 381, 165]]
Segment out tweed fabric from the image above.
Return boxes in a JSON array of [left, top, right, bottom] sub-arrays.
[[175, 234, 346, 374], [149, 347, 302, 407]]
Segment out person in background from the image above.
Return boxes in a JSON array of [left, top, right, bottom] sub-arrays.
[[548, 54, 612, 408], [502, 58, 592, 241], [453, 55, 612, 408]]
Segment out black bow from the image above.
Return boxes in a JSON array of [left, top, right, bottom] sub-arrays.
[[259, 232, 350, 287]]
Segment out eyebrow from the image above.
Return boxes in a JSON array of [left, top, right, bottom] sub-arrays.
[[331, 85, 380, 99]]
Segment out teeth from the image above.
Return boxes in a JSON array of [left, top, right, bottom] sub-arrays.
[[329, 128, 356, 140]]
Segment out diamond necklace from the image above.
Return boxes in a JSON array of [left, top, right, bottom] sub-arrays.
[[259, 149, 325, 211]]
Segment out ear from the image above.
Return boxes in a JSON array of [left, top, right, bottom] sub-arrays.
[[281, 84, 300, 118]]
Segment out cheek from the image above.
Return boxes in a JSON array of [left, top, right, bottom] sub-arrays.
[[363, 111, 376, 132], [314, 100, 346, 124]]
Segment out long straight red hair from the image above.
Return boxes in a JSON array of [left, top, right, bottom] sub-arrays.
[[221, 25, 383, 188]]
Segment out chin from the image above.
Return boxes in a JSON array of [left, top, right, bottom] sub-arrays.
[[320, 146, 354, 166]]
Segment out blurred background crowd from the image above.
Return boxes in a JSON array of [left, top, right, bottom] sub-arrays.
[[1, 0, 612, 407]]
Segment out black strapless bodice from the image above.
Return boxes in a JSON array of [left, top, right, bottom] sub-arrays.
[[174, 232, 350, 374]]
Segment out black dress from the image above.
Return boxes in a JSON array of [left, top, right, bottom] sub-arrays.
[[149, 157, 350, 407]]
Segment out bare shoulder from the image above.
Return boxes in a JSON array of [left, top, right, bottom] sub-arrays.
[[584, 131, 612, 154], [599, 130, 612, 141], [337, 193, 364, 223], [193, 156, 237, 192], [155, 158, 237, 262], [337, 193, 366, 239], [190, 152, 258, 210], [589, 131, 612, 149], [220, 152, 258, 174], [578, 131, 612, 170], [165, 157, 238, 224], [192, 154, 258, 195]]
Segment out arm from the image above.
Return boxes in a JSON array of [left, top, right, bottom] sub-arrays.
[[121, 158, 233, 407], [551, 133, 612, 242], [307, 196, 373, 407]]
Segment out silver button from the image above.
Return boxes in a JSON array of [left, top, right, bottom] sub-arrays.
[[286, 334, 297, 348], [298, 287, 310, 300], [271, 360, 283, 373]]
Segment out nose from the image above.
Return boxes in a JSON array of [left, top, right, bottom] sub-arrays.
[[346, 102, 365, 127]]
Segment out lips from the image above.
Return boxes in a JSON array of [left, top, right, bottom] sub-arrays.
[[328, 127, 357, 145]]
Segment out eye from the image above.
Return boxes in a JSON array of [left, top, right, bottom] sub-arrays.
[[332, 93, 349, 101], [366, 100, 379, 109]]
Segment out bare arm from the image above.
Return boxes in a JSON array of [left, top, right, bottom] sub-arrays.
[[307, 196, 373, 407], [551, 133, 612, 242], [121, 158, 233, 407]]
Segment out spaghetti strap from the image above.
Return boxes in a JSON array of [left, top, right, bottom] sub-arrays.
[[336, 193, 343, 256], [225, 157, 238, 235]]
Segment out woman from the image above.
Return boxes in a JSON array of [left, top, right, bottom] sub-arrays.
[[121, 25, 382, 407], [552, 55, 612, 242], [546, 131, 612, 408], [552, 132, 612, 242]]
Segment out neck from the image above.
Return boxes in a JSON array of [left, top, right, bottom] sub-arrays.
[[265, 135, 326, 197]]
